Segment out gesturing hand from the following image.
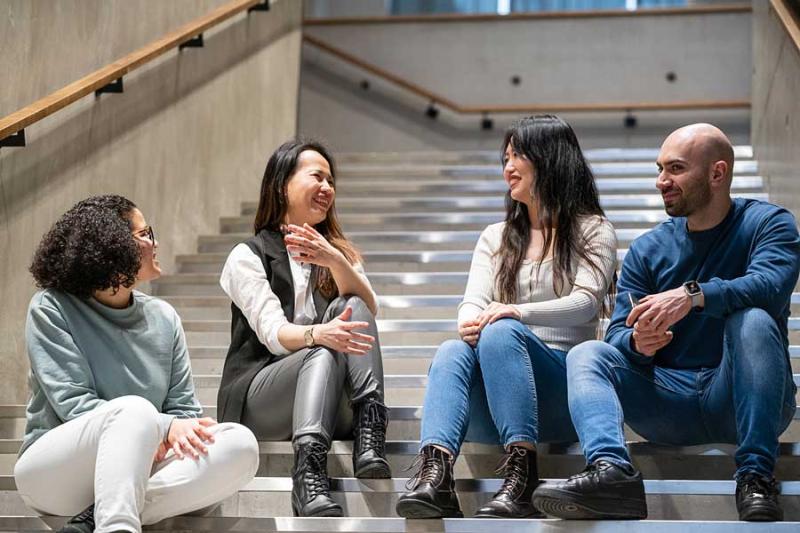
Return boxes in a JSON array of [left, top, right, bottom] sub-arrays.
[[476, 302, 521, 330], [626, 287, 692, 333], [458, 319, 481, 347], [166, 417, 217, 460], [631, 320, 673, 356], [316, 306, 375, 355], [284, 223, 345, 268]]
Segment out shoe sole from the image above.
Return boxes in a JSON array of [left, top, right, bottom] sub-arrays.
[[354, 461, 392, 479], [739, 503, 784, 522], [473, 510, 545, 519], [396, 498, 463, 519], [533, 490, 647, 520], [291, 500, 344, 518]]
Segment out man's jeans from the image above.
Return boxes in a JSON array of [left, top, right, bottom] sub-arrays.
[[566, 308, 797, 478], [420, 318, 576, 456]]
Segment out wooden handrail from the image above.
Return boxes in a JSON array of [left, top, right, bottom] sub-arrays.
[[0, 0, 268, 143], [303, 35, 750, 115], [305, 3, 751, 26], [771, 0, 800, 53]]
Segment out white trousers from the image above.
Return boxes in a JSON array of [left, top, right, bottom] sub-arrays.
[[14, 396, 259, 533]]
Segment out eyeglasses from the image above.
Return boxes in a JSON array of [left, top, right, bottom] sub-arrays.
[[133, 226, 155, 243]]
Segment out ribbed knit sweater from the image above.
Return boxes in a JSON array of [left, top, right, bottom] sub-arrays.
[[457, 215, 618, 352]]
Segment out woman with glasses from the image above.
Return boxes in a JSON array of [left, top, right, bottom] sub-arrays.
[[14, 195, 259, 533], [396, 115, 618, 519], [217, 139, 389, 518]]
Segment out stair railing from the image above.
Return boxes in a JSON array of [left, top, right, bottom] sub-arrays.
[[771, 0, 800, 53], [0, 0, 271, 148]]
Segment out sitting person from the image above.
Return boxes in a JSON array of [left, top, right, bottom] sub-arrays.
[[217, 139, 389, 518], [14, 195, 259, 533], [396, 115, 618, 519], [534, 124, 799, 522]]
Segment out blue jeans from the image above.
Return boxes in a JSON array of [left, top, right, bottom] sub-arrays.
[[420, 318, 575, 456], [566, 308, 797, 478]]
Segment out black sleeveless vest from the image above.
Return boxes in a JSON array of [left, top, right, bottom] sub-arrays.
[[216, 229, 332, 423]]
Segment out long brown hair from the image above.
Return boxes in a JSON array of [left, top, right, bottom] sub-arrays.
[[495, 115, 615, 316], [253, 139, 360, 298]]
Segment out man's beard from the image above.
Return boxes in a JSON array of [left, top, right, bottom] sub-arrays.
[[663, 181, 711, 217]]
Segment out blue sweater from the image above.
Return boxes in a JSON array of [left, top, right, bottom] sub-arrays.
[[606, 198, 800, 369], [21, 289, 201, 455]]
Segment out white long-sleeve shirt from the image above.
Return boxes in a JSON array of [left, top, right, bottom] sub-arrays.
[[457, 215, 618, 352], [220, 243, 378, 355]]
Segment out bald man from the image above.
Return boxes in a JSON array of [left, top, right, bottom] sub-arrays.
[[534, 124, 799, 522]]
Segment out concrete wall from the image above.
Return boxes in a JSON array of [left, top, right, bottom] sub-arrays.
[[751, 1, 800, 218], [299, 9, 752, 151], [0, 0, 303, 403]]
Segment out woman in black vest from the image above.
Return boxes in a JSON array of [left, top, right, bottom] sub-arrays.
[[217, 139, 389, 517]]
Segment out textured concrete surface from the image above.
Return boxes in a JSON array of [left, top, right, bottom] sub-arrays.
[[751, 0, 800, 219], [299, 10, 752, 151], [0, 0, 302, 403]]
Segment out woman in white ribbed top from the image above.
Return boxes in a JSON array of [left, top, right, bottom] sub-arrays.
[[397, 115, 618, 520]]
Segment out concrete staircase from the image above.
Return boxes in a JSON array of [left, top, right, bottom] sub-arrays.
[[1, 147, 799, 531]]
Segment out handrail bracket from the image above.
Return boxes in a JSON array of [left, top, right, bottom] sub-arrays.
[[95, 78, 124, 97], [0, 129, 25, 148], [248, 1, 270, 13], [179, 34, 205, 50]]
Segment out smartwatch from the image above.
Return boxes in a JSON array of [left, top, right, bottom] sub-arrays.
[[304, 326, 315, 348], [683, 280, 704, 310]]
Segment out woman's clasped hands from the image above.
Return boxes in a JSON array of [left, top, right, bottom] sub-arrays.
[[284, 223, 344, 268], [459, 302, 521, 347], [155, 417, 218, 462]]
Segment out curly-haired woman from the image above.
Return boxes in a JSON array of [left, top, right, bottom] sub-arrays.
[[14, 195, 259, 533], [396, 115, 618, 519], [217, 139, 388, 517]]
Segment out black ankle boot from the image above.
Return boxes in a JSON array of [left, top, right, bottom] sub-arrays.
[[352, 396, 391, 479], [475, 446, 545, 518], [291, 436, 343, 517], [533, 460, 647, 519], [736, 472, 783, 522], [396, 445, 463, 518], [57, 505, 95, 533]]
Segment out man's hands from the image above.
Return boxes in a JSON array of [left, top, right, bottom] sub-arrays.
[[626, 287, 692, 356], [163, 417, 217, 461], [459, 302, 521, 347], [315, 306, 375, 355]]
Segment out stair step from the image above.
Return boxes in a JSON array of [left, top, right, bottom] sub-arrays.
[[335, 146, 754, 164], [331, 160, 759, 178], [304, 177, 763, 196], [222, 209, 673, 233], [241, 192, 768, 215], [1, 516, 797, 533], [196, 228, 651, 253]]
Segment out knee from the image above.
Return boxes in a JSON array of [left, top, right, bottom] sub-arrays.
[[477, 318, 525, 348], [342, 295, 374, 319], [211, 423, 260, 481], [566, 341, 619, 376], [725, 308, 778, 340], [429, 339, 477, 375], [107, 395, 159, 423]]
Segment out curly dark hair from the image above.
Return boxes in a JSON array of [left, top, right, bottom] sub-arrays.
[[30, 195, 142, 299]]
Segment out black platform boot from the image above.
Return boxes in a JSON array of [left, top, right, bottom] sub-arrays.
[[395, 445, 463, 518], [475, 446, 544, 518], [291, 435, 343, 517], [352, 396, 391, 479]]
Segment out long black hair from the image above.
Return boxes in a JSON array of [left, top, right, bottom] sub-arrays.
[[496, 115, 613, 308], [253, 138, 360, 299]]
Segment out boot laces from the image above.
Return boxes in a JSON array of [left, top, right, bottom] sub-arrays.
[[356, 400, 387, 456], [303, 442, 332, 499], [493, 447, 528, 498], [404, 449, 445, 490], [739, 472, 778, 499]]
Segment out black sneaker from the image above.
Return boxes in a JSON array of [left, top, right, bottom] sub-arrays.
[[57, 505, 95, 533], [736, 472, 783, 522], [533, 460, 647, 519]]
